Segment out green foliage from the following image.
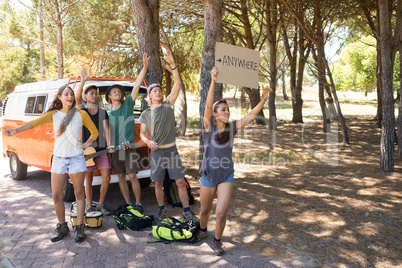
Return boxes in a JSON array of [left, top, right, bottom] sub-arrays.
[[0, 4, 38, 99], [333, 36, 376, 92]]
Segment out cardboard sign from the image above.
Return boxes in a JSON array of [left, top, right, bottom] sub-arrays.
[[215, 42, 260, 89]]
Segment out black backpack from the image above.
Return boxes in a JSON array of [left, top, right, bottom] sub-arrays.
[[164, 171, 195, 208], [112, 204, 154, 231]]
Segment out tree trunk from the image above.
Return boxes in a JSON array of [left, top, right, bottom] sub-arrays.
[[314, 0, 329, 133], [396, 0, 402, 153], [282, 76, 288, 100], [398, 45, 402, 155], [266, 0, 279, 130], [294, 32, 309, 123], [130, 0, 163, 85], [280, 63, 289, 100], [282, 15, 302, 123], [325, 60, 350, 144], [379, 0, 395, 172], [54, 1, 63, 79], [376, 6, 383, 127], [199, 0, 223, 161], [164, 68, 172, 96], [175, 72, 187, 136], [237, 0, 265, 125]]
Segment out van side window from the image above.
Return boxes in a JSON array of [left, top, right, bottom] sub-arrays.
[[25, 95, 47, 115], [34, 95, 46, 114], [25, 97, 36, 114]]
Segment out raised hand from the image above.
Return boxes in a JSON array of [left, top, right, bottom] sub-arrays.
[[142, 53, 150, 69], [211, 67, 218, 81], [80, 67, 89, 82], [161, 43, 175, 66], [261, 84, 272, 101]]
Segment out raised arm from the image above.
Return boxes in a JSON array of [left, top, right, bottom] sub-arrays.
[[236, 84, 271, 131], [76, 67, 89, 109], [203, 67, 218, 131], [140, 123, 158, 151], [131, 53, 150, 101], [163, 44, 181, 106]]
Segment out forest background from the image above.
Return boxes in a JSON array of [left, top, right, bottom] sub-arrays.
[[1, 1, 402, 267], [0, 0, 402, 171]]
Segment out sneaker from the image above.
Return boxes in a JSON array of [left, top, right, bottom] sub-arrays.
[[157, 207, 167, 220], [95, 204, 111, 216], [50, 222, 70, 242], [211, 239, 225, 256], [197, 229, 208, 242], [86, 206, 95, 213], [183, 210, 199, 223], [75, 224, 86, 243], [134, 204, 144, 214]]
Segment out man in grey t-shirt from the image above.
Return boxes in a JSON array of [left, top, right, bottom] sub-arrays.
[[139, 45, 198, 223]]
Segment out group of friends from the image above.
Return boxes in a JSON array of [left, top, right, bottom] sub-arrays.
[[3, 45, 270, 256]]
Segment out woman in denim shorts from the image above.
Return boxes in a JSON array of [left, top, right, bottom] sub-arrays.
[[3, 85, 98, 243], [198, 67, 271, 256]]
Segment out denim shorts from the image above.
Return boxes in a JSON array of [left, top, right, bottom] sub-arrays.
[[51, 154, 87, 175], [200, 173, 234, 188]]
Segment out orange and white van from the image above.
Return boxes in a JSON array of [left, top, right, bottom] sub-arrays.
[[2, 77, 151, 201]]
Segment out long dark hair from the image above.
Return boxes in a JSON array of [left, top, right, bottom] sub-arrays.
[[212, 100, 231, 144], [47, 85, 77, 137]]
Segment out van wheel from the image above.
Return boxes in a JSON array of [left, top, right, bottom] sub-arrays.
[[140, 177, 151, 188], [63, 177, 75, 202], [9, 153, 27, 180]]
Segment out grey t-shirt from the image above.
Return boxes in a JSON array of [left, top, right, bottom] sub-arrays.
[[139, 100, 176, 145], [200, 120, 237, 184]]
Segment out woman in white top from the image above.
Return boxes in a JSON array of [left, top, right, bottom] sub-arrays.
[[3, 85, 98, 243]]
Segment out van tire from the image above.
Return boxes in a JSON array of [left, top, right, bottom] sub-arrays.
[[63, 177, 75, 202], [140, 177, 151, 188], [9, 152, 27, 180]]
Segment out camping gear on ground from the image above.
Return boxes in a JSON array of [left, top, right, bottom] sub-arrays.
[[150, 217, 199, 244], [85, 211, 103, 228], [164, 172, 194, 207], [113, 204, 153, 231]]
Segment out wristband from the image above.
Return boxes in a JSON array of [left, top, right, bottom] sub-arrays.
[[171, 65, 177, 70]]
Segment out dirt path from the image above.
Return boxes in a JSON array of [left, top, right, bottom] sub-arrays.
[[177, 119, 402, 267]]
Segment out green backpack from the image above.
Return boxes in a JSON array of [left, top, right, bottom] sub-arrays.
[[151, 217, 200, 243], [113, 205, 153, 231]]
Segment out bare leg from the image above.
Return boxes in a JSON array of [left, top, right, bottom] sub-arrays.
[[51, 173, 67, 223], [117, 173, 131, 204], [70, 172, 86, 225], [128, 173, 141, 204], [175, 178, 190, 208], [98, 168, 110, 205], [199, 185, 217, 230], [214, 182, 234, 240], [84, 171, 93, 208], [154, 180, 164, 206]]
